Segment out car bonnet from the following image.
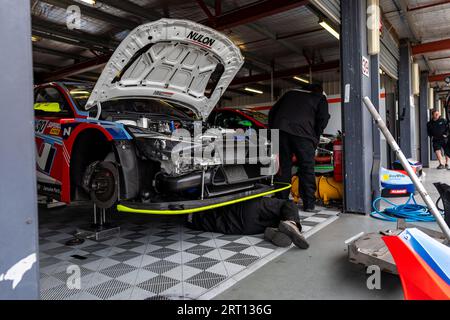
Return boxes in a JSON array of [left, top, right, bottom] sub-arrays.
[[86, 18, 244, 120]]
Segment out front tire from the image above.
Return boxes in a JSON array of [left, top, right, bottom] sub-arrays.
[[85, 161, 119, 209]]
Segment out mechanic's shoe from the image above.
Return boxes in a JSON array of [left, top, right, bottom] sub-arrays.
[[302, 205, 319, 213], [437, 164, 445, 169], [264, 227, 292, 247], [278, 221, 309, 249]]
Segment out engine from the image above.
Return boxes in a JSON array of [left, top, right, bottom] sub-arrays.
[[121, 116, 236, 175], [105, 114, 275, 199]]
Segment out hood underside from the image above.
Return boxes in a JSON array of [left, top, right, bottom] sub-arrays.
[[86, 19, 244, 119]]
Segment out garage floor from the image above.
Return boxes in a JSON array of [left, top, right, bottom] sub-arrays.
[[38, 163, 447, 300], [38, 202, 339, 300], [216, 162, 445, 300]]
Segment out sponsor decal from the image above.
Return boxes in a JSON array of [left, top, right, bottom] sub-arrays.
[[63, 127, 72, 138], [49, 127, 61, 136], [36, 142, 57, 175], [37, 182, 61, 196], [47, 122, 61, 129], [389, 189, 407, 195], [35, 120, 48, 134], [380, 167, 411, 185], [186, 31, 216, 47]]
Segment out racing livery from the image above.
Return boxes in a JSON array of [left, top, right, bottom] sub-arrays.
[[34, 19, 287, 214]]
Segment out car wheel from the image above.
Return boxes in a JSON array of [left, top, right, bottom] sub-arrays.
[[88, 161, 119, 209]]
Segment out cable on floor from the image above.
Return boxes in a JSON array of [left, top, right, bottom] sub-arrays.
[[370, 194, 442, 222]]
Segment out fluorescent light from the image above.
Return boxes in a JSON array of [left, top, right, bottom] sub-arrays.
[[319, 20, 339, 40], [293, 76, 310, 84], [244, 87, 263, 94], [80, 0, 96, 5]]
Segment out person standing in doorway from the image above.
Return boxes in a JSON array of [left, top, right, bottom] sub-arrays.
[[268, 84, 330, 212], [427, 110, 450, 169]]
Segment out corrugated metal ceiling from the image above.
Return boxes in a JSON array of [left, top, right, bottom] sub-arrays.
[[31, 0, 341, 91], [381, 0, 450, 86]]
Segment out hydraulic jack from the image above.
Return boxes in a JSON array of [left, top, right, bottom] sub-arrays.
[[74, 203, 121, 241]]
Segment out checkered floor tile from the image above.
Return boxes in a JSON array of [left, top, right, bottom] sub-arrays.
[[39, 203, 339, 300]]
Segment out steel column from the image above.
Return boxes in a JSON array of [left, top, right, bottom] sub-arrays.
[[0, 0, 39, 299], [419, 71, 430, 167], [399, 41, 413, 158], [341, 0, 374, 214], [370, 53, 381, 204]]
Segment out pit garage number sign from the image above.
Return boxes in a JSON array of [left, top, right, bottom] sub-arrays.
[[362, 56, 370, 77]]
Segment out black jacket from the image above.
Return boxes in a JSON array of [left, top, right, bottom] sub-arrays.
[[268, 90, 330, 144], [427, 117, 449, 140]]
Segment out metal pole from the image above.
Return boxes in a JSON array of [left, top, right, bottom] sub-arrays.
[[93, 203, 97, 225], [200, 167, 206, 200], [270, 70, 274, 102], [363, 96, 450, 241]]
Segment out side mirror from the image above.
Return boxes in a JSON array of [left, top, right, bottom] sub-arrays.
[[34, 102, 62, 113]]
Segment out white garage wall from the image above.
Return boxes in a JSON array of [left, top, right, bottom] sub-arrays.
[[222, 81, 342, 108], [223, 89, 387, 140]]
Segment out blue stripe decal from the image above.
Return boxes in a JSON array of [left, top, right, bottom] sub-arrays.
[[36, 133, 63, 145], [402, 228, 450, 285], [75, 118, 132, 140]]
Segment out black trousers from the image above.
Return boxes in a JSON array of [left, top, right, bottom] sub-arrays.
[[276, 131, 316, 207], [187, 198, 301, 235]]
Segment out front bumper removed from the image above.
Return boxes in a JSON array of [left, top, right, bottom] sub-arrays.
[[117, 182, 291, 215]]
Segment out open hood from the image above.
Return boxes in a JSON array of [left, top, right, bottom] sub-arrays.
[[86, 19, 244, 119]]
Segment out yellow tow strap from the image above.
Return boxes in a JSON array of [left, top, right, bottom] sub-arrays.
[[117, 183, 291, 215]]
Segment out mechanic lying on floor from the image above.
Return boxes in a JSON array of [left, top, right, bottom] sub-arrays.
[[185, 197, 309, 249]]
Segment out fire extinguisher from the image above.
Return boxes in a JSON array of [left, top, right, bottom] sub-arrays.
[[333, 133, 343, 182]]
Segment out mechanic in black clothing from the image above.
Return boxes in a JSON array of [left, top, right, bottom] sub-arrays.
[[268, 84, 330, 212], [186, 197, 309, 249], [427, 109, 450, 170]]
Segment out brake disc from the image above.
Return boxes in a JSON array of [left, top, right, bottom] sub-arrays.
[[89, 161, 119, 209]]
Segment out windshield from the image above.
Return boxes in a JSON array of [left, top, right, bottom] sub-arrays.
[[101, 98, 193, 119], [66, 84, 93, 109], [239, 110, 268, 125]]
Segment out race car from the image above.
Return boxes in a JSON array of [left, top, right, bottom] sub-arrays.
[[34, 19, 287, 214], [208, 108, 269, 129], [208, 106, 336, 171]]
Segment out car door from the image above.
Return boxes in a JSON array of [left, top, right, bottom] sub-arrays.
[[34, 86, 74, 200]]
